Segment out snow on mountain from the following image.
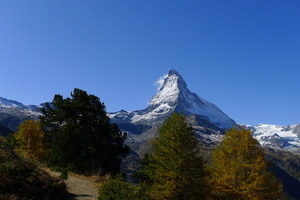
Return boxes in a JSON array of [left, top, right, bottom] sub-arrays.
[[0, 97, 42, 116], [0, 97, 42, 131], [109, 69, 236, 149], [149, 70, 183, 106], [0, 97, 28, 109], [0, 97, 42, 110], [131, 103, 172, 123], [129, 69, 235, 129], [244, 124, 300, 152]]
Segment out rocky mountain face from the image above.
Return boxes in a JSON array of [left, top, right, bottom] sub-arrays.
[[0, 97, 42, 131], [109, 69, 236, 155]]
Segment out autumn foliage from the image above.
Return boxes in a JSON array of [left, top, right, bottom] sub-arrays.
[[14, 119, 46, 160], [211, 126, 283, 200]]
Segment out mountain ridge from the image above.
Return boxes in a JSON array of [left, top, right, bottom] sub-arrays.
[[110, 69, 235, 131], [108, 70, 300, 156], [1, 70, 299, 154], [109, 69, 237, 157], [247, 123, 300, 153], [0, 97, 42, 110], [0, 97, 42, 131]]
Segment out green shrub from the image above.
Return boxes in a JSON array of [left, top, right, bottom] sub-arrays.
[[98, 179, 134, 200], [98, 178, 152, 200]]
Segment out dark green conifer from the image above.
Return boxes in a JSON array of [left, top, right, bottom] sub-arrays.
[[40, 88, 128, 174]]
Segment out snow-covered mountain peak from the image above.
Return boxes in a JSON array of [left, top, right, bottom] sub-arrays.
[[168, 69, 187, 86], [135, 69, 235, 129], [149, 69, 186, 107]]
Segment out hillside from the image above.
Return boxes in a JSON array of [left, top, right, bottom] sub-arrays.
[[0, 123, 12, 136], [0, 137, 67, 199]]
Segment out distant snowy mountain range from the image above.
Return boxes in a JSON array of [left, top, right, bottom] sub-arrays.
[[0, 70, 299, 154], [0, 97, 42, 131], [246, 124, 300, 152], [108, 69, 300, 154]]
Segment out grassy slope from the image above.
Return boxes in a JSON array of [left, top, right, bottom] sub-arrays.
[[0, 137, 67, 200]]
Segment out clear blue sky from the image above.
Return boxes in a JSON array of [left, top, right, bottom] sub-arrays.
[[0, 1, 299, 126]]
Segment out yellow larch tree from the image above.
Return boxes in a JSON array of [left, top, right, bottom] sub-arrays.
[[14, 119, 46, 160], [211, 126, 282, 200]]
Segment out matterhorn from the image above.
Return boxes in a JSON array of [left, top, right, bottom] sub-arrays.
[[109, 69, 236, 154]]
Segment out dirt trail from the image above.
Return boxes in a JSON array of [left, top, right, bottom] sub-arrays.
[[45, 169, 101, 200]]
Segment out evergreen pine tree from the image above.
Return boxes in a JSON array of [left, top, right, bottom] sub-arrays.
[[40, 88, 128, 174], [211, 126, 283, 200], [140, 113, 209, 200]]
